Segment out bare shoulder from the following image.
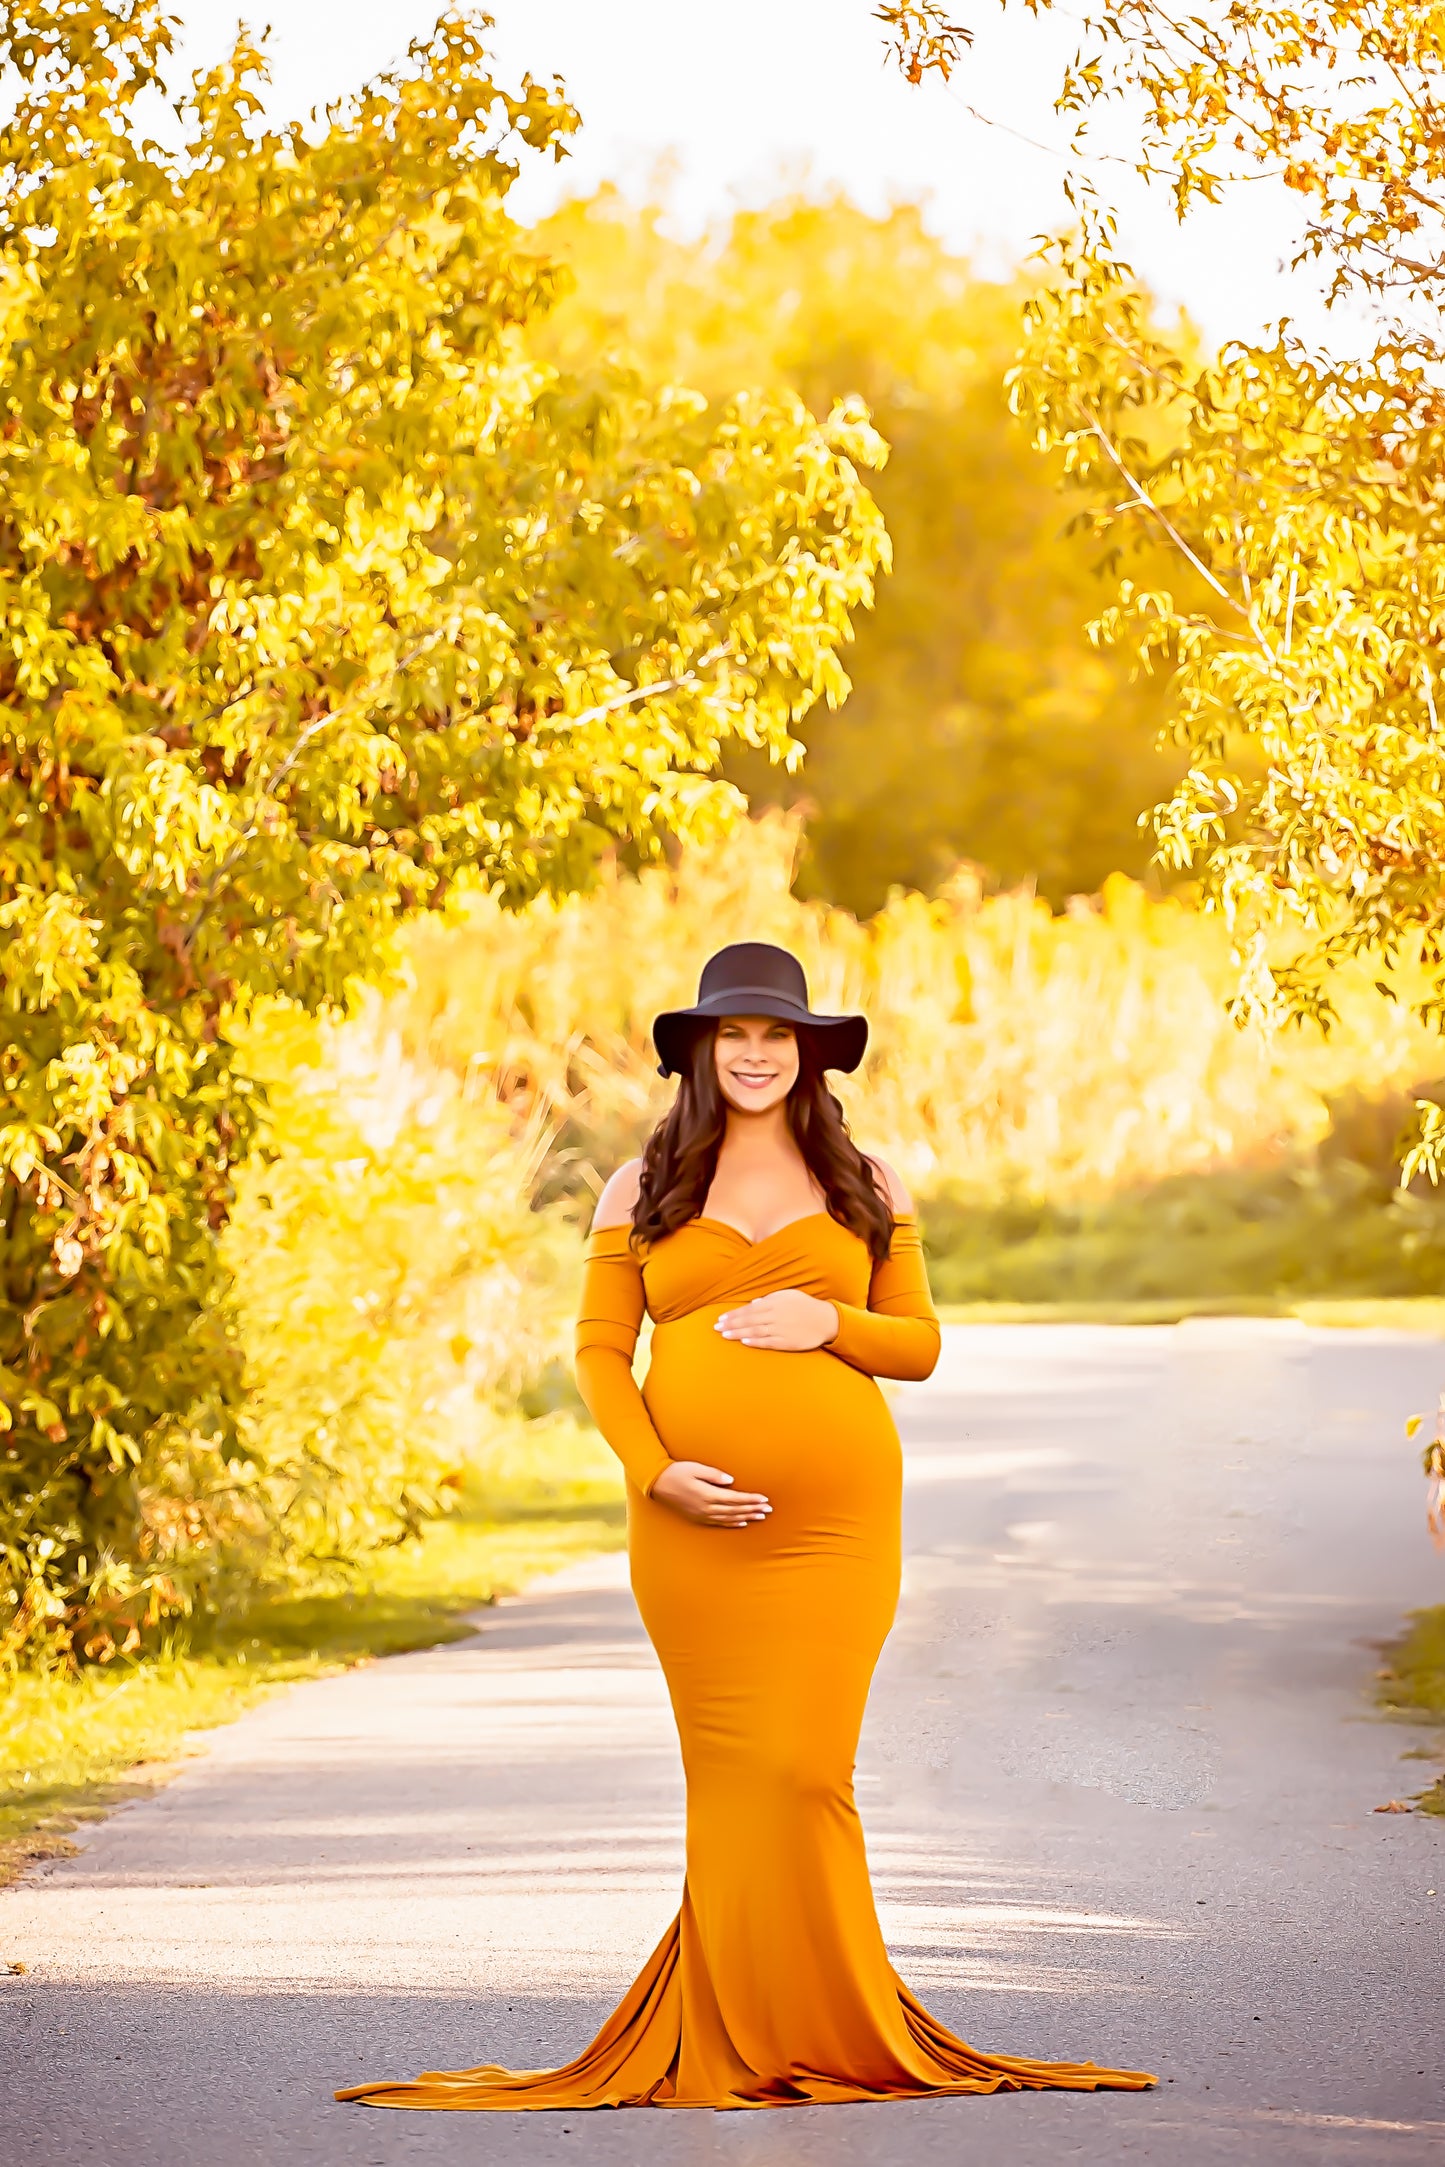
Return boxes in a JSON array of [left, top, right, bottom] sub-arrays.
[[590, 1157, 643, 1231], [864, 1154, 914, 1215]]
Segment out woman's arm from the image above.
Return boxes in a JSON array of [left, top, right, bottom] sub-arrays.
[[825, 1158, 941, 1382], [712, 1157, 941, 1379], [824, 1216, 941, 1380], [574, 1161, 673, 1496], [575, 1166, 772, 1526]]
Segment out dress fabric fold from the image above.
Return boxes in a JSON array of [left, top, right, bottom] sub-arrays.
[[337, 1211, 1155, 2112]]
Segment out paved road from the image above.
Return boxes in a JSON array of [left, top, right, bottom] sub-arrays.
[[4, 1323, 1445, 2165]]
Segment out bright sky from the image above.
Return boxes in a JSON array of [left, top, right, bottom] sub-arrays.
[[167, 0, 1346, 347]]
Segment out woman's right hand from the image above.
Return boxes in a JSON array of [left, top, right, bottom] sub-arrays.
[[650, 1460, 772, 1528]]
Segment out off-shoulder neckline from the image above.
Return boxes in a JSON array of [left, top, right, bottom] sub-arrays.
[[694, 1210, 832, 1246], [587, 1210, 917, 1248]]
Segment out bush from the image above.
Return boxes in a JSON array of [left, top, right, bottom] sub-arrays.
[[919, 1158, 1445, 1306], [220, 1002, 579, 1592]]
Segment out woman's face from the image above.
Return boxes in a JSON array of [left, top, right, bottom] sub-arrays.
[[713, 1015, 800, 1116]]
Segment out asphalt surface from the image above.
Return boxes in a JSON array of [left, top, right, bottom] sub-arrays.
[[4, 1321, 1445, 2166]]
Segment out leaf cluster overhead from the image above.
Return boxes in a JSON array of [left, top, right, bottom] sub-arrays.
[[906, 2, 1445, 1081]]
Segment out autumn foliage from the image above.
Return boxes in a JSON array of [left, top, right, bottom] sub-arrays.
[[928, 5, 1445, 1131], [534, 190, 1185, 913], [6, 0, 1445, 1661], [0, 4, 886, 1658]]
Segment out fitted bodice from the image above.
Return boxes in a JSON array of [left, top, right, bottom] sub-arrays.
[[573, 1210, 939, 1499], [639, 1211, 875, 1324]]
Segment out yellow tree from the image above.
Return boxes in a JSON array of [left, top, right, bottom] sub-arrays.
[[536, 188, 1184, 913], [883, 7, 1445, 1056], [0, 3, 887, 1656]]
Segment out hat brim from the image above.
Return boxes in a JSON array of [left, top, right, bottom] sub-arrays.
[[653, 992, 868, 1079]]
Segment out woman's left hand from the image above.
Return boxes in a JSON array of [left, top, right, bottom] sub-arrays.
[[715, 1289, 840, 1351]]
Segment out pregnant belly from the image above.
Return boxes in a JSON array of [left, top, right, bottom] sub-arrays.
[[641, 1309, 902, 1522], [631, 1309, 902, 1659]]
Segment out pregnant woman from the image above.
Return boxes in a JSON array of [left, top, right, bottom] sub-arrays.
[[339, 943, 1154, 2112]]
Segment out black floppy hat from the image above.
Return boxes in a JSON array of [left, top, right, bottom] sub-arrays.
[[652, 942, 868, 1079]]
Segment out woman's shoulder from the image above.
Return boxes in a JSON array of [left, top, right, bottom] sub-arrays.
[[590, 1157, 643, 1232], [863, 1154, 914, 1216]]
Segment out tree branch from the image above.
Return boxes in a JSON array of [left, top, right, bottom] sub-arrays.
[[181, 643, 733, 954], [181, 641, 434, 953], [1088, 421, 1258, 628]]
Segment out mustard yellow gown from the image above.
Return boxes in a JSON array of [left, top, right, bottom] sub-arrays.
[[338, 1210, 1154, 2111]]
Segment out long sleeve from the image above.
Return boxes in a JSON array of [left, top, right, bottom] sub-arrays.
[[825, 1214, 941, 1381], [574, 1226, 672, 1497]]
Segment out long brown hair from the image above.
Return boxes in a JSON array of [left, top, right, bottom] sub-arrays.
[[632, 1023, 894, 1258]]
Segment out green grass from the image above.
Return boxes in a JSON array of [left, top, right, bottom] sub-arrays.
[[920, 1156, 1445, 1311], [1376, 1607, 1445, 1815], [918, 1109, 1445, 1328], [936, 1296, 1445, 1332], [1, 1468, 625, 1885]]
